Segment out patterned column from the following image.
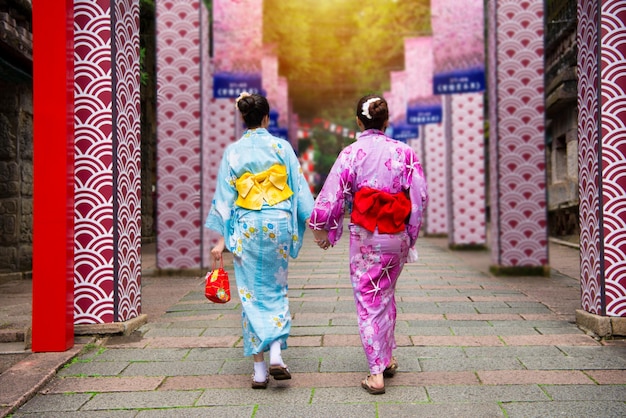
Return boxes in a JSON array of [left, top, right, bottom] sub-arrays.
[[408, 134, 425, 173], [200, 3, 227, 269], [577, 0, 626, 318], [424, 119, 448, 235], [156, 0, 202, 269], [487, 0, 548, 273], [73, 0, 141, 324], [447, 93, 486, 247]]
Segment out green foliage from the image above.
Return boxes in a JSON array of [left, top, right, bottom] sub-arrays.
[[310, 127, 344, 191], [140, 47, 148, 86], [264, 0, 431, 121], [298, 138, 312, 155]]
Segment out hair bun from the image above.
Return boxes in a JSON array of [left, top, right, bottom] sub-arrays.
[[369, 100, 387, 119], [237, 96, 254, 115]]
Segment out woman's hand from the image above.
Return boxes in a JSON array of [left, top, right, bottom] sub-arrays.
[[211, 236, 225, 261], [312, 229, 331, 250]]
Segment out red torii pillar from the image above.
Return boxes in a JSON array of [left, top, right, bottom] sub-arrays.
[[32, 0, 75, 351], [32, 0, 143, 351]]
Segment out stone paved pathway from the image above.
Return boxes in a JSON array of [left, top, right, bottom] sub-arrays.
[[4, 228, 626, 417]]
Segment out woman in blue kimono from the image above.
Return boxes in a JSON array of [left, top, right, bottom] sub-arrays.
[[205, 93, 314, 389]]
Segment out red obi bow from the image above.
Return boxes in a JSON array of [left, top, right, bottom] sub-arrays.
[[351, 187, 411, 234]]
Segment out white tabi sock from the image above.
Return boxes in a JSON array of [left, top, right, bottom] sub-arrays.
[[269, 340, 283, 366], [253, 361, 267, 382]]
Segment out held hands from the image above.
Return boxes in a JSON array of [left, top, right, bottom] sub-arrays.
[[211, 236, 225, 261], [312, 229, 331, 250]]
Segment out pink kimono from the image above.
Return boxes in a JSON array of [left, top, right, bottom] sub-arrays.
[[309, 129, 428, 375]]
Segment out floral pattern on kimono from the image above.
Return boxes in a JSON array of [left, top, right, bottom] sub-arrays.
[[309, 129, 428, 374]]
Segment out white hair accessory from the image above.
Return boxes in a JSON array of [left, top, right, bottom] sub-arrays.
[[235, 91, 251, 107], [361, 97, 381, 120]]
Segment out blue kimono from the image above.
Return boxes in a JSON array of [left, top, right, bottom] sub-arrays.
[[205, 128, 314, 356]]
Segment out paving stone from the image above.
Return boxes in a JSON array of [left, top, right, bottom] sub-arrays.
[[541, 384, 626, 401], [195, 388, 313, 406], [427, 384, 549, 403], [312, 385, 429, 403], [134, 322, 172, 330], [161, 310, 214, 318], [475, 306, 552, 314], [18, 393, 93, 413], [391, 371, 479, 385], [82, 390, 202, 410], [137, 335, 240, 349], [331, 302, 361, 313], [285, 346, 364, 359], [179, 293, 207, 302], [502, 401, 626, 418], [477, 370, 593, 385], [419, 357, 524, 372], [322, 334, 362, 347], [405, 319, 483, 327], [201, 327, 247, 337], [93, 348, 190, 362], [584, 369, 626, 384], [502, 335, 599, 346], [288, 335, 323, 347], [166, 303, 211, 313], [319, 354, 370, 373], [293, 302, 345, 313], [557, 345, 626, 360], [255, 403, 375, 418], [121, 360, 222, 376], [411, 335, 505, 346], [518, 354, 626, 370], [135, 406, 254, 417], [451, 326, 541, 336], [489, 320, 575, 328], [398, 303, 446, 314], [184, 347, 243, 361], [535, 326, 586, 335], [142, 328, 206, 338], [402, 326, 455, 336], [43, 376, 164, 394], [57, 361, 130, 377], [463, 346, 563, 358], [439, 302, 510, 312], [13, 411, 137, 417], [401, 346, 467, 359], [170, 318, 241, 328], [378, 402, 505, 418], [291, 313, 332, 328], [290, 326, 356, 336]]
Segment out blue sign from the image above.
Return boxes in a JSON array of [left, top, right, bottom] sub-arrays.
[[390, 124, 419, 143], [213, 72, 262, 98], [407, 103, 443, 125], [269, 110, 279, 129], [269, 127, 288, 141], [433, 67, 485, 95]]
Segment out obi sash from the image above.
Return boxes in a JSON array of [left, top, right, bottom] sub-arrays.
[[235, 164, 294, 210], [351, 187, 411, 234]]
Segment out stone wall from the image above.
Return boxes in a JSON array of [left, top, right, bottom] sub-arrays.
[[140, 0, 156, 242], [0, 0, 33, 276], [544, 0, 578, 238]]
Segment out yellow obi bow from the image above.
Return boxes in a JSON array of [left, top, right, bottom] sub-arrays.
[[235, 164, 294, 210]]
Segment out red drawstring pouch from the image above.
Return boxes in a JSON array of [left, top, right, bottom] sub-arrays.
[[205, 258, 231, 303]]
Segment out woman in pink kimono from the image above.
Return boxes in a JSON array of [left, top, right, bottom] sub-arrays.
[[309, 95, 428, 394]]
